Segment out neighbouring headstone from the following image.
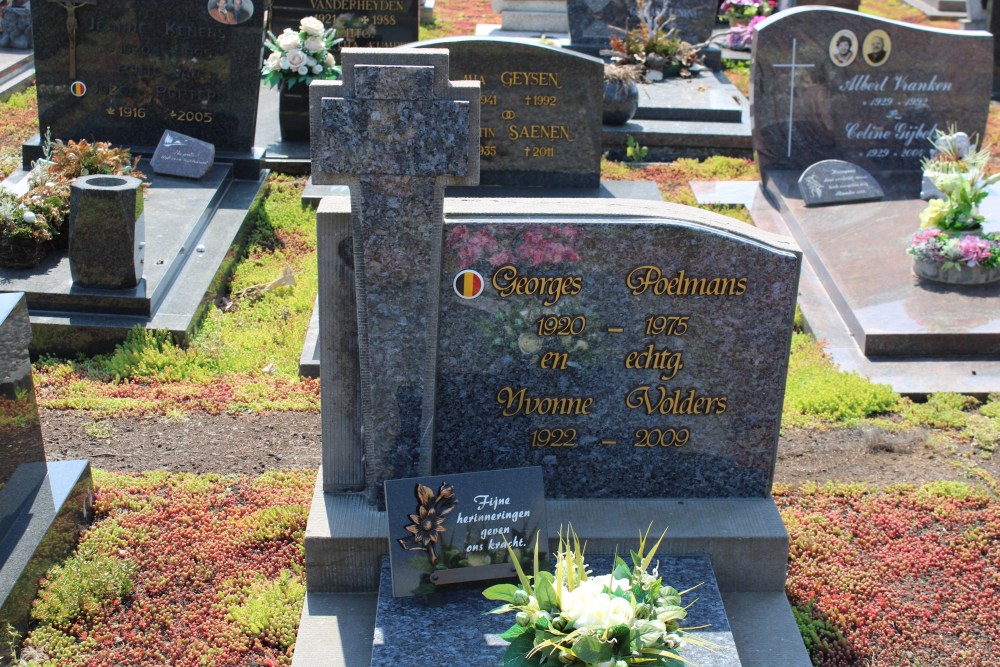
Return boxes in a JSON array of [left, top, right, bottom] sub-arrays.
[[0, 293, 45, 486], [68, 174, 144, 289], [798, 159, 883, 205], [567, 0, 718, 55], [310, 48, 480, 501], [30, 0, 265, 152], [0, 292, 92, 642], [415, 37, 603, 188], [751, 7, 992, 194], [0, 1, 33, 50], [490, 0, 570, 33], [384, 467, 545, 597], [150, 130, 216, 179], [269, 0, 419, 48]]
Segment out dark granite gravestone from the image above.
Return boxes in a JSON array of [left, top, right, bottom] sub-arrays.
[[269, 0, 419, 48], [567, 0, 718, 55], [29, 0, 264, 152], [150, 130, 216, 179], [414, 37, 603, 188], [0, 292, 92, 641], [798, 159, 883, 206], [744, 7, 1000, 394], [751, 7, 992, 195]]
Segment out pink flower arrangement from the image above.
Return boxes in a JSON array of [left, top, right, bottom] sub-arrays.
[[908, 230, 1000, 271], [447, 224, 581, 268]]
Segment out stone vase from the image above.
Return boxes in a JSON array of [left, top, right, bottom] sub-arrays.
[[602, 79, 639, 126], [69, 174, 144, 289], [278, 80, 311, 142]]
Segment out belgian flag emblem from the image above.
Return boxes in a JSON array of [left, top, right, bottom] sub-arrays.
[[70, 81, 87, 97], [453, 270, 484, 299]]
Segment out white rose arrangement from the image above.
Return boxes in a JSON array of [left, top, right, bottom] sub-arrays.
[[484, 526, 703, 667], [261, 16, 343, 89]]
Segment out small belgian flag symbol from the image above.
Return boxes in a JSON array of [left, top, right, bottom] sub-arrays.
[[70, 81, 87, 97], [453, 270, 484, 299]]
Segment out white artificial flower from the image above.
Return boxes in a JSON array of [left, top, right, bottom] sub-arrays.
[[266, 51, 281, 72], [574, 592, 612, 628], [606, 597, 634, 626], [325, 52, 336, 67], [312, 64, 323, 74], [284, 49, 308, 72], [299, 16, 325, 36], [304, 36, 325, 53], [276, 28, 302, 52]]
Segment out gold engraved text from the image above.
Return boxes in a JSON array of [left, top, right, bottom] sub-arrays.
[[491, 264, 582, 306], [497, 387, 593, 416], [626, 267, 748, 297]]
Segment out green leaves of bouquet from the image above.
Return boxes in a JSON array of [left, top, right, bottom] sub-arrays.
[[483, 526, 701, 667]]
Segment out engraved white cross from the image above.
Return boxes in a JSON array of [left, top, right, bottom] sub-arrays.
[[772, 38, 814, 158]]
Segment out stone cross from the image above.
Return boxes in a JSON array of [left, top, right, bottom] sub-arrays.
[[310, 49, 480, 502], [48, 0, 97, 79], [771, 38, 814, 158]]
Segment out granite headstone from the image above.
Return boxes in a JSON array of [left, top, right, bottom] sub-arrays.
[[414, 37, 603, 188], [269, 0, 419, 48], [434, 211, 800, 498], [30, 0, 265, 152], [797, 159, 884, 205], [751, 7, 992, 193], [567, 0, 718, 54], [150, 130, 216, 179], [310, 49, 480, 502], [0, 293, 45, 487]]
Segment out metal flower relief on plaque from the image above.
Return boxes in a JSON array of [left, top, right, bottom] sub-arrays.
[[397, 482, 457, 566]]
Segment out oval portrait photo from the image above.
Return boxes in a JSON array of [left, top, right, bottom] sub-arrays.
[[208, 0, 254, 25], [829, 29, 858, 67], [863, 29, 891, 66]]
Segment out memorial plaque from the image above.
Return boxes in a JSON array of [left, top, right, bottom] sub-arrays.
[[567, 0, 718, 54], [30, 0, 265, 152], [269, 0, 418, 48], [752, 7, 992, 186], [415, 37, 603, 188], [435, 213, 800, 498], [384, 467, 546, 597], [150, 130, 216, 179], [798, 159, 884, 206]]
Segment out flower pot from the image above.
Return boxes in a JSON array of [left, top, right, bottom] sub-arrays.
[[0, 238, 48, 269], [602, 79, 639, 126], [912, 258, 1000, 285], [278, 81, 311, 142]]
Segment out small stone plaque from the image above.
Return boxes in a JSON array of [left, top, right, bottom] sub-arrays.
[[751, 7, 991, 185], [414, 37, 603, 188], [384, 467, 546, 598], [798, 159, 884, 206], [30, 0, 264, 152], [269, 0, 419, 48], [150, 130, 216, 179], [435, 211, 800, 499]]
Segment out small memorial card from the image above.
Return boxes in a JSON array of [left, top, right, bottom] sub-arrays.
[[798, 159, 885, 207], [385, 467, 546, 598]]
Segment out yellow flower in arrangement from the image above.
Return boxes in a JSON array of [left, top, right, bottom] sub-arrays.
[[919, 198, 949, 229]]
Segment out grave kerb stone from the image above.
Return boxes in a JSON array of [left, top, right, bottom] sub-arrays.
[[309, 49, 480, 498]]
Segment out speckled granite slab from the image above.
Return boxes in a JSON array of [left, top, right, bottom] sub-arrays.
[[371, 554, 740, 666], [434, 214, 800, 498]]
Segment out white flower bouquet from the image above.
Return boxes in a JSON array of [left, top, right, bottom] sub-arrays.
[[261, 16, 343, 90], [484, 526, 704, 667]]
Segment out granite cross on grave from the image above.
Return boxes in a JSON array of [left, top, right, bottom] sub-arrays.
[[48, 0, 97, 80], [310, 49, 480, 501], [772, 38, 815, 159]]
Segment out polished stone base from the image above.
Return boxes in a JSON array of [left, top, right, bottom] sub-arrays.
[[292, 469, 810, 667], [693, 179, 1000, 395], [0, 160, 266, 355], [0, 460, 92, 635], [371, 555, 739, 667]]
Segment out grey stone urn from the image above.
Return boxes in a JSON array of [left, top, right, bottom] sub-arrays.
[[69, 175, 145, 289]]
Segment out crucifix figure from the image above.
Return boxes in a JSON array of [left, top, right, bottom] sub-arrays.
[[772, 38, 814, 159], [48, 0, 97, 80], [311, 50, 480, 503]]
